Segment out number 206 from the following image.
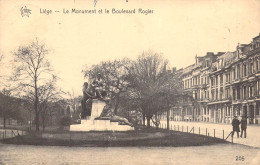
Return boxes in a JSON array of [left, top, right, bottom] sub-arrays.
[[236, 156, 245, 161]]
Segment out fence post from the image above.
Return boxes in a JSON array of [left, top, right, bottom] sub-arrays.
[[182, 126, 183, 132], [178, 125, 179, 131], [199, 127, 200, 135], [223, 130, 224, 140], [206, 128, 207, 136], [214, 129, 215, 138], [70, 131, 72, 146], [174, 125, 175, 131], [187, 126, 188, 133], [170, 124, 172, 130], [193, 127, 194, 134]]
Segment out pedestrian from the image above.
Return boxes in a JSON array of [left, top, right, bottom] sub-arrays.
[[240, 116, 247, 138], [231, 116, 240, 138]]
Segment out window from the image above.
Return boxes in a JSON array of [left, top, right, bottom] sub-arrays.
[[243, 86, 247, 99], [226, 88, 230, 99], [220, 87, 223, 100], [211, 89, 215, 100], [194, 92, 197, 100], [237, 86, 240, 99], [249, 86, 253, 97], [211, 78, 214, 86], [237, 64, 240, 78], [233, 68, 236, 80], [233, 88, 236, 100], [226, 71, 230, 82], [256, 60, 259, 72], [216, 89, 218, 100], [243, 64, 247, 77], [251, 61, 254, 74], [220, 74, 223, 84]]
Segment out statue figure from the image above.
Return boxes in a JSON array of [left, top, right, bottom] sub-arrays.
[[95, 98, 134, 127], [81, 73, 106, 119], [81, 82, 94, 119], [91, 73, 107, 99]]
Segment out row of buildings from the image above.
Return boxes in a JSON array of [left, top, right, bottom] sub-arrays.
[[169, 33, 260, 125]]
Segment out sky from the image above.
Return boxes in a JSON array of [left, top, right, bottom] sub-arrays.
[[0, 0, 260, 96]]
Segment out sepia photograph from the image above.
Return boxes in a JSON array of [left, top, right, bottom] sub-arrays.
[[0, 0, 259, 164]]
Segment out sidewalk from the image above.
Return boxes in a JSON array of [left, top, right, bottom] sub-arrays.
[[158, 120, 260, 148]]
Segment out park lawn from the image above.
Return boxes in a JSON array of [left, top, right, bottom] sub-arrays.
[[3, 127, 227, 147]]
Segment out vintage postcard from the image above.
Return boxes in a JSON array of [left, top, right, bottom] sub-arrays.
[[0, 0, 259, 164]]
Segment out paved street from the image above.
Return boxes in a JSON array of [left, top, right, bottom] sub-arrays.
[[0, 143, 259, 165], [158, 120, 260, 148]]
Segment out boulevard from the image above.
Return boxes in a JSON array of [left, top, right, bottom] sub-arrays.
[[159, 120, 260, 148], [0, 143, 259, 165]]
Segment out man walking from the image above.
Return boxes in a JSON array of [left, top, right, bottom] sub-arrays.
[[231, 116, 240, 138], [240, 116, 247, 138]]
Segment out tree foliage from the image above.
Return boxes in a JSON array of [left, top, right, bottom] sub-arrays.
[[0, 89, 23, 128]]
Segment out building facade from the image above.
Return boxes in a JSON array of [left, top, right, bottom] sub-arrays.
[[170, 34, 260, 124]]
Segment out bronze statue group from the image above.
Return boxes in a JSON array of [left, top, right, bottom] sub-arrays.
[[80, 73, 133, 127], [231, 116, 247, 138]]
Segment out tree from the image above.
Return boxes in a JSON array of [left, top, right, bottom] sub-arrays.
[[0, 53, 7, 87], [127, 51, 182, 128], [38, 76, 62, 131], [11, 38, 54, 131], [66, 90, 82, 123], [60, 115, 71, 130], [0, 89, 21, 128], [21, 96, 34, 130]]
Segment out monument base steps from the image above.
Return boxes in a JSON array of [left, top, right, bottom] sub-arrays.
[[70, 99, 134, 132]]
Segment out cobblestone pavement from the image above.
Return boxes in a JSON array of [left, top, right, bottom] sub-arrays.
[[158, 120, 260, 148]]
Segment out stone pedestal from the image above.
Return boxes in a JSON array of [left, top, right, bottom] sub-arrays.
[[70, 99, 134, 132]]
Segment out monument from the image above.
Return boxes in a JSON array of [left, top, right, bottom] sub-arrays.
[[70, 74, 134, 132]]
